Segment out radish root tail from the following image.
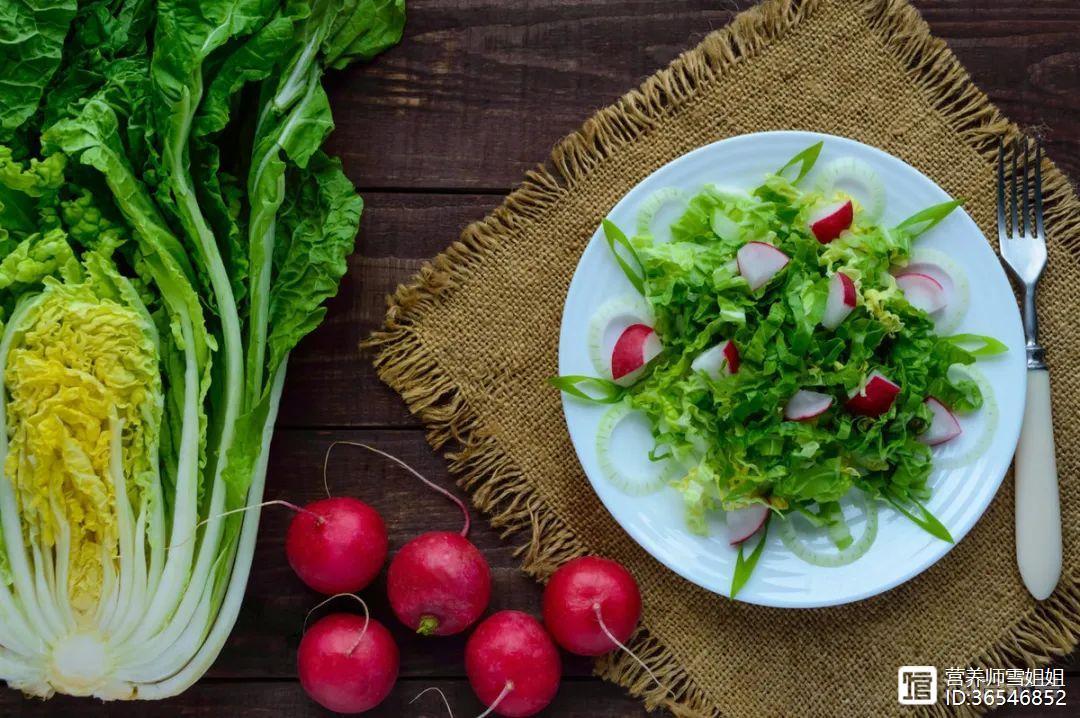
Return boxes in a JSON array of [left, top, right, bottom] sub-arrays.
[[323, 441, 471, 536], [410, 686, 455, 718], [167, 499, 321, 549], [302, 592, 371, 653], [475, 681, 513, 718], [593, 603, 671, 697]]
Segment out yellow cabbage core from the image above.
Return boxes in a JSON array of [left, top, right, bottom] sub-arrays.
[[4, 282, 160, 617]]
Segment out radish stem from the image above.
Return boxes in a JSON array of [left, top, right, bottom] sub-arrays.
[[168, 500, 323, 548], [417, 615, 440, 636], [302, 593, 370, 648], [323, 442, 471, 537], [410, 686, 455, 718], [476, 681, 514, 718], [592, 603, 670, 696]]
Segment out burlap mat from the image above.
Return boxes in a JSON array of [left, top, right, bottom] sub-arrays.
[[368, 1, 1080, 715]]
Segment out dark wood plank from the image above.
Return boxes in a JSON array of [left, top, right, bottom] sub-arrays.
[[0, 679, 651, 717], [325, 1, 1080, 190], [324, 0, 741, 191], [914, 1, 1080, 180], [277, 193, 499, 428]]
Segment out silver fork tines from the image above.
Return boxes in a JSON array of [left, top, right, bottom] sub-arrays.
[[997, 137, 1047, 369]]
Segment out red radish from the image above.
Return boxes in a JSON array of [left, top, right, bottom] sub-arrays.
[[466, 611, 561, 717], [737, 241, 790, 290], [809, 199, 853, 243], [784, 390, 834, 421], [896, 272, 946, 314], [298, 612, 399, 714], [920, 397, 962, 446], [286, 497, 388, 595], [726, 505, 769, 545], [387, 531, 491, 636], [845, 371, 901, 417], [542, 556, 641, 656], [691, 339, 740, 379], [822, 272, 857, 330], [895, 260, 954, 298], [610, 323, 662, 385], [322, 443, 492, 636]]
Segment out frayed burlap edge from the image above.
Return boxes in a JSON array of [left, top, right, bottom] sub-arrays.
[[365, 1, 1080, 716]]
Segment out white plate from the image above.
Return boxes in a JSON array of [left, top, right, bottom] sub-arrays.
[[557, 131, 1025, 608]]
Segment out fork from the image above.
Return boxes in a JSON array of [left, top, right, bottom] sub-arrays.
[[998, 137, 1061, 600]]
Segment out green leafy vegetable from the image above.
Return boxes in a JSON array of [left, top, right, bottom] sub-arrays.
[[777, 140, 822, 185], [0, 0, 405, 700], [945, 333, 1008, 357], [731, 515, 771, 598], [548, 375, 626, 404], [603, 218, 645, 294]]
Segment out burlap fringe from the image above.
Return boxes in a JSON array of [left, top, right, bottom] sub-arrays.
[[366, 1, 1080, 716]]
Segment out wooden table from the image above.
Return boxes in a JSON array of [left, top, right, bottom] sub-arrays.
[[4, 1, 1078, 715]]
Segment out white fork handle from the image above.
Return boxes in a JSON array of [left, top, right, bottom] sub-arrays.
[[1014, 369, 1062, 600]]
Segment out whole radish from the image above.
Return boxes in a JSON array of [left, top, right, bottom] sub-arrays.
[[542, 556, 668, 696], [286, 496, 388, 594], [329, 443, 490, 636], [542, 556, 641, 656], [465, 610, 561, 717], [298, 610, 398, 714], [387, 530, 490, 635]]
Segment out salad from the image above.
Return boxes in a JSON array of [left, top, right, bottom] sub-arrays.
[[552, 142, 1005, 596]]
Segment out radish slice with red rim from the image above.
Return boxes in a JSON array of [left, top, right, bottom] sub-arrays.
[[845, 371, 900, 417], [808, 200, 853, 244], [822, 272, 857, 330], [919, 397, 962, 446], [814, 157, 886, 221], [610, 324, 662, 385], [737, 241, 790, 290], [596, 402, 682, 495], [895, 249, 970, 334], [929, 365, 999, 470], [726, 504, 769, 545], [588, 296, 653, 379], [691, 340, 739, 379], [784, 390, 834, 421], [895, 272, 946, 314]]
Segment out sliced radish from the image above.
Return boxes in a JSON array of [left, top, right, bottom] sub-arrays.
[[903, 252, 970, 333], [822, 272, 857, 330], [726, 504, 769, 545], [737, 241, 789, 291], [895, 272, 946, 314], [784, 390, 834, 421], [919, 397, 962, 446], [610, 324, 662, 385], [691, 340, 739, 379], [808, 200, 853, 243], [588, 296, 652, 379], [845, 371, 900, 417]]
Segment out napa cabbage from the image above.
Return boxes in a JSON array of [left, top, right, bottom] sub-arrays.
[[0, 0, 405, 700]]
